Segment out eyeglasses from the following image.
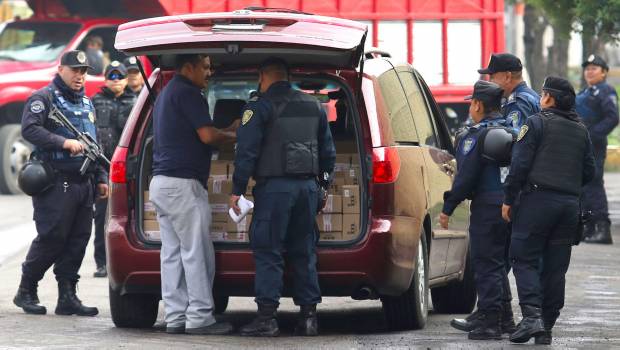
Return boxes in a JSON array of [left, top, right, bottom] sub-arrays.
[[107, 72, 126, 80]]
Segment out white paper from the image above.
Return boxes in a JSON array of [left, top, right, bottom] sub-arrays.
[[229, 195, 254, 223]]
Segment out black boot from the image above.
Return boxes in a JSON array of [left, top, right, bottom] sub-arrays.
[[13, 278, 46, 315], [468, 311, 502, 340], [585, 220, 613, 244], [535, 317, 555, 345], [55, 280, 99, 316], [509, 305, 545, 343], [450, 309, 482, 332], [501, 301, 517, 334], [240, 303, 279, 337], [295, 304, 318, 336]]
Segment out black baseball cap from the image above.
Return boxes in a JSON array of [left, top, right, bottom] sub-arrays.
[[104, 61, 128, 78], [542, 76, 575, 97], [465, 80, 504, 103], [478, 53, 523, 74], [582, 54, 609, 71], [60, 50, 92, 69], [123, 56, 140, 71]]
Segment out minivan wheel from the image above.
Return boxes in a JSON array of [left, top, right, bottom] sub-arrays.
[[214, 295, 229, 314], [109, 286, 159, 328], [431, 250, 477, 314], [381, 231, 429, 331], [0, 124, 32, 194]]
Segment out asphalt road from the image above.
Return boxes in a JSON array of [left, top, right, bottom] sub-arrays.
[[0, 174, 619, 349]]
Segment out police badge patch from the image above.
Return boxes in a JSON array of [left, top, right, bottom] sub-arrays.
[[129, 57, 137, 65], [461, 137, 475, 155], [241, 110, 253, 125], [30, 100, 45, 113], [77, 51, 87, 64], [517, 125, 529, 141], [509, 111, 519, 127]]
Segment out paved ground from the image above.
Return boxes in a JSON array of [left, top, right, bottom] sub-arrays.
[[0, 174, 619, 349]]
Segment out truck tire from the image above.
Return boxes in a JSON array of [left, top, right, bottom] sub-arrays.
[[109, 286, 159, 328], [0, 124, 32, 194], [431, 250, 477, 314], [214, 295, 229, 315], [381, 231, 429, 331]]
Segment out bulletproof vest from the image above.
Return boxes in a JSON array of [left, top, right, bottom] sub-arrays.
[[38, 87, 97, 173], [528, 111, 588, 196], [255, 88, 321, 178], [92, 90, 136, 158], [471, 117, 505, 194]]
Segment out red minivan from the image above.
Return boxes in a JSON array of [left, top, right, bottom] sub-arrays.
[[107, 8, 475, 331]]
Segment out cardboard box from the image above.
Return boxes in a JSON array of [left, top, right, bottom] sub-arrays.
[[342, 214, 360, 237], [211, 160, 233, 178], [209, 193, 230, 216], [344, 166, 360, 186], [211, 232, 248, 242], [322, 195, 342, 213], [212, 211, 229, 223], [319, 232, 344, 241], [316, 214, 343, 232], [342, 185, 360, 213], [208, 178, 233, 194], [329, 177, 345, 195], [209, 221, 227, 233], [143, 219, 161, 241], [143, 191, 157, 220], [227, 214, 253, 233], [210, 231, 227, 242]]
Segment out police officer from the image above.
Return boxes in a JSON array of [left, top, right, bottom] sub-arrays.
[[441, 81, 514, 340], [14, 50, 108, 316], [502, 77, 596, 344], [576, 55, 619, 244], [123, 56, 145, 94], [230, 58, 336, 337], [91, 61, 137, 277], [478, 53, 541, 130]]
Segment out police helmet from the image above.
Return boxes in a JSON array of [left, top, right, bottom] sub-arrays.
[[479, 127, 516, 166], [18, 160, 55, 196]]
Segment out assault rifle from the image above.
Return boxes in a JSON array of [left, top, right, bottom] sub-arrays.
[[49, 105, 110, 175]]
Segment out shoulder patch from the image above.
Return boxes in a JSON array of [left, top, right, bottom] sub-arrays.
[[241, 109, 254, 125], [29, 100, 45, 114], [508, 111, 520, 127], [610, 95, 618, 107], [461, 137, 476, 155], [517, 125, 529, 141]]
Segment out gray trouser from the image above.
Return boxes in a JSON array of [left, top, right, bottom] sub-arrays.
[[149, 175, 216, 329]]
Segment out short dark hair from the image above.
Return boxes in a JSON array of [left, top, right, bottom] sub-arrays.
[[481, 98, 502, 113], [545, 90, 575, 111], [86, 35, 103, 47], [258, 57, 289, 78], [174, 54, 206, 71]]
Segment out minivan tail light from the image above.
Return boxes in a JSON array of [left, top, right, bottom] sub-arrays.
[[110, 147, 128, 184], [372, 147, 401, 184]]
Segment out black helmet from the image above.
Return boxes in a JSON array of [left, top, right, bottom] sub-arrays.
[[480, 127, 516, 166], [18, 159, 55, 196]]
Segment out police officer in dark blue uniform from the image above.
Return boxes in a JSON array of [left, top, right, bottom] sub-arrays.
[[502, 77, 596, 345], [576, 55, 619, 244], [441, 80, 514, 340], [230, 58, 336, 337], [92, 61, 137, 277], [13, 51, 108, 316]]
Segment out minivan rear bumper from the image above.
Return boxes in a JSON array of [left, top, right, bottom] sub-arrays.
[[107, 216, 417, 298]]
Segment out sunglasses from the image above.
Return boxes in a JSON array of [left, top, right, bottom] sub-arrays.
[[107, 72, 126, 80]]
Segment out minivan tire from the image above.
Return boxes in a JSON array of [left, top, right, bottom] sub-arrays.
[[214, 295, 229, 314], [381, 231, 429, 331], [109, 286, 159, 328], [430, 250, 477, 314]]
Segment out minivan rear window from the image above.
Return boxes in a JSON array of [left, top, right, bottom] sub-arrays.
[[377, 69, 419, 144]]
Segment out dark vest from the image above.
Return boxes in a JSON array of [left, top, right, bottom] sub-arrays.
[[528, 111, 588, 195], [37, 86, 97, 173], [255, 88, 321, 178], [92, 88, 136, 159]]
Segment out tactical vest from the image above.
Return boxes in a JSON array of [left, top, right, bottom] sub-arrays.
[[255, 88, 321, 178], [528, 111, 588, 196], [38, 87, 97, 173], [92, 90, 136, 158], [472, 117, 505, 193]]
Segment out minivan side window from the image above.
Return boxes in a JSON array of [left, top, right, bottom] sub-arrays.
[[396, 66, 437, 147], [377, 69, 419, 144], [415, 70, 456, 154]]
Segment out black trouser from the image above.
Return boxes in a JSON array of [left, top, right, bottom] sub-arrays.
[[582, 142, 609, 223], [21, 177, 94, 284], [93, 198, 107, 268], [510, 190, 576, 328]]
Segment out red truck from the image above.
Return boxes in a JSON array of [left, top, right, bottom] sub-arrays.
[[0, 0, 503, 194]]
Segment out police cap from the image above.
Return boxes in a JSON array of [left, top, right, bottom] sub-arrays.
[[581, 54, 609, 71], [123, 56, 140, 71], [542, 76, 575, 97], [104, 61, 128, 78], [465, 80, 504, 104], [478, 53, 523, 74], [60, 50, 92, 69]]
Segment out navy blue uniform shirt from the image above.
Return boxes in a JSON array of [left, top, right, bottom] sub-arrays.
[[232, 81, 336, 195], [502, 81, 541, 130], [442, 112, 506, 215], [503, 108, 596, 205], [152, 74, 213, 183], [576, 81, 619, 144]]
